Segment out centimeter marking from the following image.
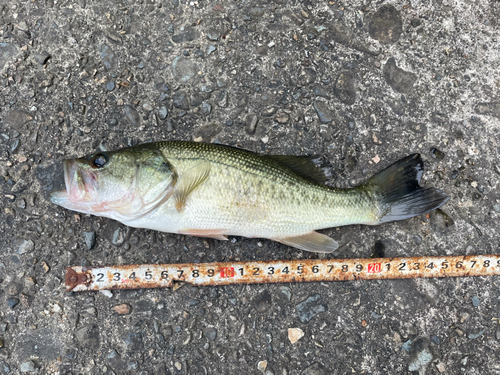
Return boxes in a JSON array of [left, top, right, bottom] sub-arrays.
[[66, 255, 500, 292]]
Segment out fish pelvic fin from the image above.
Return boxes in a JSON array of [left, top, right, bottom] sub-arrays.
[[276, 232, 339, 253], [365, 154, 449, 224]]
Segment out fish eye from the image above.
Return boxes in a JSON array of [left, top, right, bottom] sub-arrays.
[[90, 154, 108, 169]]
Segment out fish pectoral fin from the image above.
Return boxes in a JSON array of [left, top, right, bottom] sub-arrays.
[[276, 232, 339, 253], [178, 229, 228, 241], [174, 161, 211, 212]]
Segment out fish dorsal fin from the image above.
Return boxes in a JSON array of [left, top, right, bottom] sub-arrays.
[[263, 155, 333, 184], [174, 161, 211, 212], [276, 232, 339, 253]]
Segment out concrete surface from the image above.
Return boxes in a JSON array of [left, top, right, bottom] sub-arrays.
[[1, 0, 500, 374]]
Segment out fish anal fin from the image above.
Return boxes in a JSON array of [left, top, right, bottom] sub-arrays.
[[178, 228, 228, 241], [174, 161, 211, 212], [275, 232, 339, 253], [263, 155, 333, 184]]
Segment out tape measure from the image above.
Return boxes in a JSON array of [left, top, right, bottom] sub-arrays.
[[66, 254, 500, 292]]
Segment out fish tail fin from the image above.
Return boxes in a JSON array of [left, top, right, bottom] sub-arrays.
[[365, 154, 449, 224]]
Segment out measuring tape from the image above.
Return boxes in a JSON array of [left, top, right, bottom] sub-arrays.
[[66, 255, 500, 292]]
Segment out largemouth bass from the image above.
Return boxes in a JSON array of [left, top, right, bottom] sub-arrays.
[[50, 141, 449, 253]]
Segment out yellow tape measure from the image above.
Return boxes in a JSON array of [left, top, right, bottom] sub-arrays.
[[66, 254, 500, 292]]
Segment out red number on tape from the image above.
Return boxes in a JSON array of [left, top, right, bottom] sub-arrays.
[[367, 263, 382, 273], [220, 267, 235, 278]]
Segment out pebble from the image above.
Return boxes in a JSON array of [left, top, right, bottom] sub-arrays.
[[171, 56, 198, 83], [20, 361, 37, 373], [368, 4, 403, 44], [245, 114, 259, 134], [113, 304, 132, 315], [201, 84, 214, 93], [295, 294, 327, 323], [142, 103, 153, 112], [106, 116, 119, 127], [251, 289, 272, 313], [158, 106, 168, 120], [215, 90, 229, 107], [6, 281, 23, 296], [302, 363, 327, 375], [123, 105, 141, 127], [41, 261, 50, 273], [4, 110, 33, 128], [11, 139, 20, 153], [408, 338, 433, 373], [334, 72, 356, 105], [111, 227, 128, 246], [124, 332, 143, 351], [171, 27, 200, 43], [467, 329, 485, 340], [32, 50, 51, 65], [173, 91, 190, 110], [275, 112, 289, 124], [430, 335, 440, 345], [104, 27, 123, 45], [166, 119, 175, 132], [153, 77, 169, 92], [475, 102, 500, 119], [0, 43, 20, 71], [430, 148, 445, 160], [17, 198, 26, 209], [257, 360, 267, 373], [288, 328, 304, 344], [206, 45, 217, 55], [100, 290, 113, 298], [204, 327, 217, 341], [402, 339, 412, 352], [471, 295, 480, 307], [436, 362, 446, 372], [7, 298, 19, 309], [18, 240, 34, 255], [460, 312, 469, 323], [313, 101, 335, 123], [383, 58, 417, 94], [98, 44, 117, 70], [314, 87, 329, 98], [277, 286, 292, 303], [200, 101, 212, 115], [411, 18, 422, 28], [83, 231, 96, 250], [106, 81, 115, 91], [297, 68, 316, 86]]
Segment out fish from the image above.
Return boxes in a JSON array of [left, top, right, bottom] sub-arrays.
[[50, 141, 449, 253]]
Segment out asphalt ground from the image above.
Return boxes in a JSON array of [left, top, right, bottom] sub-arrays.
[[1, 0, 500, 374]]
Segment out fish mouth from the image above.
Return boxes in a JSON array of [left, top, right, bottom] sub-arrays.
[[50, 159, 96, 209]]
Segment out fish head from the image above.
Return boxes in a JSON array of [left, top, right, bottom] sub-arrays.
[[50, 145, 176, 220]]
